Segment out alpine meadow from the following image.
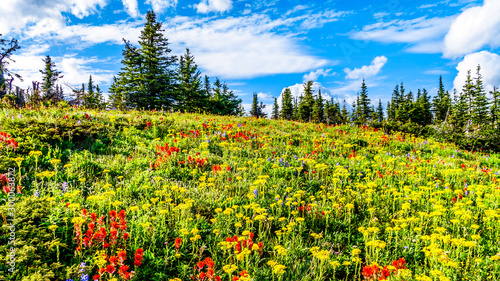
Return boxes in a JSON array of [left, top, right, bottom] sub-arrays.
[[2, 1, 500, 281]]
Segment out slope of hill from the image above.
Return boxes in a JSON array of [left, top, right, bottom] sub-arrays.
[[1, 107, 500, 281]]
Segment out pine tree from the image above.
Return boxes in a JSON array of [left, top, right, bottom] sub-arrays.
[[357, 79, 371, 124], [450, 89, 468, 131], [472, 65, 489, 127], [177, 49, 206, 112], [298, 81, 314, 122], [292, 97, 299, 121], [210, 79, 242, 116], [40, 55, 63, 103], [0, 35, 21, 98], [376, 99, 384, 123], [433, 76, 451, 123], [280, 88, 293, 120], [109, 76, 126, 110], [341, 100, 349, 124], [272, 97, 279, 119], [312, 90, 324, 123], [419, 89, 433, 126]]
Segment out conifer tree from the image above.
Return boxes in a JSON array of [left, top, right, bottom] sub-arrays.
[[280, 88, 293, 120], [341, 100, 349, 124], [376, 99, 384, 123], [40, 55, 63, 103], [432, 76, 451, 123], [272, 97, 279, 119], [292, 97, 299, 121], [490, 87, 500, 130], [312, 90, 324, 123], [0, 35, 21, 98], [298, 81, 314, 122], [450, 89, 468, 131], [250, 93, 266, 118], [108, 76, 126, 110], [357, 79, 371, 124], [177, 49, 206, 112], [472, 65, 489, 127]]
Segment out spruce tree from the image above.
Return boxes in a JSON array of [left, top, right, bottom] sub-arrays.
[[358, 79, 371, 124], [490, 87, 500, 130], [280, 88, 293, 120], [472, 65, 489, 127], [298, 81, 314, 122], [376, 99, 384, 123], [292, 97, 299, 121], [40, 55, 63, 103], [177, 49, 206, 112], [312, 90, 324, 123], [109, 76, 126, 110], [0, 35, 21, 98], [433, 76, 451, 123], [272, 97, 279, 119], [341, 100, 349, 124]]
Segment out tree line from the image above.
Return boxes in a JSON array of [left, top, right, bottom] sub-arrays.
[[250, 68, 499, 151], [0, 11, 244, 116]]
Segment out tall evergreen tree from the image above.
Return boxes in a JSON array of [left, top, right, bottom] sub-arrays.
[[462, 70, 475, 130], [116, 10, 176, 110], [312, 90, 324, 123], [432, 76, 451, 123], [250, 93, 266, 118], [0, 35, 21, 98], [292, 97, 299, 121], [177, 49, 206, 112], [40, 55, 63, 103], [357, 79, 371, 124], [298, 81, 314, 122], [280, 88, 293, 120], [272, 97, 279, 119], [108, 76, 126, 110], [376, 99, 384, 123], [490, 87, 500, 130], [472, 65, 489, 127], [341, 100, 349, 124]]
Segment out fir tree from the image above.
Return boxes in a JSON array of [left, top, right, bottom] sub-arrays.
[[250, 93, 266, 118], [376, 99, 384, 123], [40, 55, 63, 103], [433, 76, 451, 123], [357, 79, 371, 124], [462, 70, 475, 130], [472, 65, 489, 127], [0, 35, 21, 98], [177, 49, 206, 112], [280, 88, 293, 120], [298, 81, 314, 122], [272, 97, 279, 119], [341, 100, 349, 124], [311, 90, 324, 123], [109, 76, 126, 110]]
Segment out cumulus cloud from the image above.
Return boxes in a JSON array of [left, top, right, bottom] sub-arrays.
[[122, 0, 140, 17], [163, 14, 333, 78], [453, 51, 500, 93], [195, 0, 232, 14], [350, 16, 454, 54], [303, 68, 335, 82], [444, 0, 500, 58], [0, 0, 106, 34], [344, 56, 387, 80]]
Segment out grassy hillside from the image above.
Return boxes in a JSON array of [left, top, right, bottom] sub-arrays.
[[1, 107, 500, 281]]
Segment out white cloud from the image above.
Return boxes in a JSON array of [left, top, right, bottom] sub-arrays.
[[146, 0, 178, 13], [122, 0, 140, 17], [303, 68, 335, 82], [351, 16, 454, 54], [163, 14, 334, 78], [444, 0, 500, 58], [424, 69, 450, 75], [344, 56, 387, 80], [195, 0, 232, 14], [257, 92, 275, 102], [0, 0, 106, 34], [453, 51, 500, 93]]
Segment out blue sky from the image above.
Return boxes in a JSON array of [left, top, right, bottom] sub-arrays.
[[2, 0, 500, 114]]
